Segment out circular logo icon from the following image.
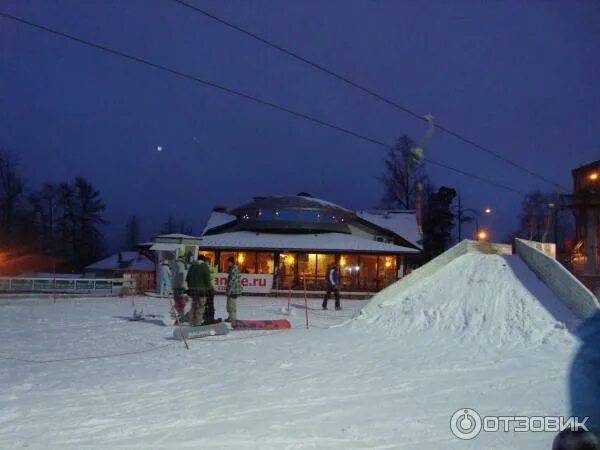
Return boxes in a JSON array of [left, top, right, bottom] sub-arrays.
[[450, 408, 482, 440]]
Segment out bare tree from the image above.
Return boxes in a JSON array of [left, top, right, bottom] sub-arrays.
[[380, 135, 429, 210], [0, 151, 24, 241], [517, 190, 572, 248]]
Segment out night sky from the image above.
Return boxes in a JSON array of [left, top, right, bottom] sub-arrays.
[[1, 0, 599, 251]]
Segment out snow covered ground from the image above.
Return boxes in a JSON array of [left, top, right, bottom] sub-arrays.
[[0, 253, 583, 449]]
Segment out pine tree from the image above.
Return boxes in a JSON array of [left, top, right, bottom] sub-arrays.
[[125, 215, 140, 250], [161, 216, 175, 234], [422, 186, 457, 260]]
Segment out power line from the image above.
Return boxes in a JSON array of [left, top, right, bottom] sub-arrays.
[[173, 0, 565, 191], [0, 10, 524, 195]]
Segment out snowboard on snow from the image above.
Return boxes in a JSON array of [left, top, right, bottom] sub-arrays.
[[232, 319, 291, 330], [173, 322, 230, 341]]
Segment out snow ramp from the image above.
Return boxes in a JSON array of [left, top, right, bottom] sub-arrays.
[[359, 243, 581, 348]]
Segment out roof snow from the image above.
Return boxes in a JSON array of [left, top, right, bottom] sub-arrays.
[[199, 231, 419, 253], [85, 252, 154, 272], [201, 211, 237, 236], [357, 210, 421, 249]]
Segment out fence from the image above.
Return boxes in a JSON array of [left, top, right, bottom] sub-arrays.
[[0, 277, 117, 294]]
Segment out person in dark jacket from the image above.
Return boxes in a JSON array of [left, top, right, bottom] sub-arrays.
[[322, 263, 341, 311], [225, 256, 243, 322], [569, 309, 600, 439], [185, 257, 212, 326]]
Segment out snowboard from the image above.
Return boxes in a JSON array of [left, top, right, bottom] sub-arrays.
[[173, 322, 230, 341], [232, 319, 291, 330]]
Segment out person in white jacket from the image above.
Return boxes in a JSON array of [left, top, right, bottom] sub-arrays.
[[159, 260, 171, 297], [170, 251, 188, 321]]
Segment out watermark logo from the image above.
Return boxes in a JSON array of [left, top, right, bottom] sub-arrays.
[[450, 408, 589, 440], [450, 408, 482, 440]]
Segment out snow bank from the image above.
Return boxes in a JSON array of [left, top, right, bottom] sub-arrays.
[[359, 252, 579, 348]]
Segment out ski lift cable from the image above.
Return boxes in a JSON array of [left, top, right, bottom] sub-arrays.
[[172, 0, 567, 192], [0, 10, 524, 196]]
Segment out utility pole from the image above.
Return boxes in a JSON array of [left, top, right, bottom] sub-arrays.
[[457, 195, 463, 242]]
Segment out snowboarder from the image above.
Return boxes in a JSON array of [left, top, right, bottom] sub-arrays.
[[185, 257, 212, 326], [203, 256, 218, 324], [225, 256, 242, 322], [322, 262, 341, 310], [159, 260, 171, 297], [170, 249, 188, 322], [569, 309, 600, 440]]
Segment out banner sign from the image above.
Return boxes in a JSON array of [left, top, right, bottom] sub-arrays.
[[213, 273, 273, 294]]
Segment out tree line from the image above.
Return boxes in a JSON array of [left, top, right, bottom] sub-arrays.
[[0, 150, 107, 270]]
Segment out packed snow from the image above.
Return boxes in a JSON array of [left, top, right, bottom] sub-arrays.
[[0, 252, 584, 449]]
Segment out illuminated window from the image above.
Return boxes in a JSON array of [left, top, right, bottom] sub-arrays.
[[256, 252, 275, 274], [378, 255, 397, 288], [219, 251, 256, 273], [278, 252, 297, 289], [197, 250, 216, 266]]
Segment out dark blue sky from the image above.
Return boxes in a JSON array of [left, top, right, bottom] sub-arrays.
[[1, 0, 599, 251]]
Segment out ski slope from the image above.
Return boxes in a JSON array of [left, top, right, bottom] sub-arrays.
[[0, 252, 583, 449]]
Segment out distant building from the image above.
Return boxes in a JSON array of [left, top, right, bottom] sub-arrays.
[[151, 193, 423, 293], [563, 160, 600, 292], [85, 251, 155, 293]]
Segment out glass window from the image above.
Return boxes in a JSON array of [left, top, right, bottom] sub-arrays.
[[298, 210, 319, 222], [197, 250, 216, 266], [256, 252, 275, 274], [276, 209, 297, 221], [315, 254, 335, 289], [220, 251, 257, 273], [278, 252, 297, 289], [378, 255, 397, 288], [297, 253, 318, 289], [339, 254, 359, 290], [256, 209, 274, 220], [359, 255, 378, 291]]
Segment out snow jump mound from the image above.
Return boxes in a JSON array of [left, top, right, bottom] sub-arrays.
[[359, 249, 580, 348]]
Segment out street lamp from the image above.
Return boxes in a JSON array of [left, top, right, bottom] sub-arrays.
[[477, 230, 488, 241], [590, 172, 599, 181], [455, 196, 493, 242]]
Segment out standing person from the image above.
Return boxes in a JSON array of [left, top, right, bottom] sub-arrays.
[[159, 260, 171, 297], [185, 257, 212, 326], [203, 257, 218, 324], [322, 262, 341, 311], [569, 309, 600, 439], [170, 250, 188, 322], [225, 256, 242, 322]]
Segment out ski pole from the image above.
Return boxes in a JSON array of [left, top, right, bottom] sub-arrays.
[[303, 278, 309, 329], [52, 262, 56, 304]]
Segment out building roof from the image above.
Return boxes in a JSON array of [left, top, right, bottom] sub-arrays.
[[230, 194, 352, 215], [356, 210, 422, 249], [155, 233, 199, 240], [201, 211, 237, 236], [86, 252, 154, 271], [198, 231, 419, 254]]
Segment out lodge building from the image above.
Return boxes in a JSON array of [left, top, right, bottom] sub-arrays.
[[151, 193, 423, 293]]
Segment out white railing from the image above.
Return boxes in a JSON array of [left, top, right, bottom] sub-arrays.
[[0, 277, 117, 293]]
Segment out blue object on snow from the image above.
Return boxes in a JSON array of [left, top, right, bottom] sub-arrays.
[[569, 309, 600, 434]]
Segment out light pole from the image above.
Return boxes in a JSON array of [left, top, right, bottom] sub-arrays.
[[455, 195, 492, 241]]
